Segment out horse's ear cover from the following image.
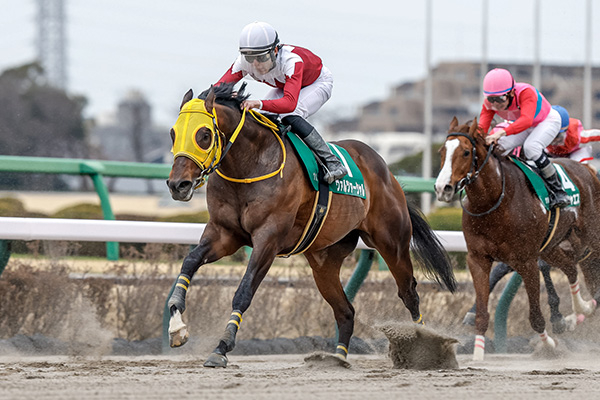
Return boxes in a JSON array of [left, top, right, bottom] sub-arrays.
[[181, 89, 194, 110]]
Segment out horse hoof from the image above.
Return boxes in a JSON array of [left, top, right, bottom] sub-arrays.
[[550, 317, 567, 335], [462, 312, 476, 326], [564, 314, 579, 331], [169, 309, 189, 347], [542, 336, 557, 349], [204, 353, 228, 368], [169, 327, 189, 348]]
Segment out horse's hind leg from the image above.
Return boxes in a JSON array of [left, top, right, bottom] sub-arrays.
[[539, 259, 567, 334], [371, 235, 422, 323], [304, 240, 359, 361], [547, 250, 596, 318], [579, 257, 600, 308]]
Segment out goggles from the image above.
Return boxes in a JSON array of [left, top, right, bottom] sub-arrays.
[[242, 50, 272, 63], [486, 94, 509, 104]]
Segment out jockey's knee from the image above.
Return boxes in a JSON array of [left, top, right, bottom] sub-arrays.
[[523, 147, 544, 161]]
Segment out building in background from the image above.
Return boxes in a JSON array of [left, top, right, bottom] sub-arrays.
[[89, 90, 171, 193], [327, 61, 600, 164]]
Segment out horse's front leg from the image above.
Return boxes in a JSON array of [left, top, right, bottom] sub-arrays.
[[204, 243, 278, 368], [519, 261, 557, 350], [168, 226, 242, 348], [467, 252, 492, 361]]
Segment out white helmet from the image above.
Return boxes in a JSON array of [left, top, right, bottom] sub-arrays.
[[238, 21, 279, 55]]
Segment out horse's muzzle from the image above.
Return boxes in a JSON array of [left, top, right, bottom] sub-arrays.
[[435, 184, 455, 203], [166, 179, 194, 201]]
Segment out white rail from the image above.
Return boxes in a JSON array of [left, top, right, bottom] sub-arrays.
[[0, 217, 467, 252]]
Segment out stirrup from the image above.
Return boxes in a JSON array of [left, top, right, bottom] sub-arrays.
[[549, 195, 570, 208], [323, 166, 347, 184]]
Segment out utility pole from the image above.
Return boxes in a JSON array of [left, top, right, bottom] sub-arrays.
[[532, 0, 541, 88], [583, 0, 592, 128], [37, 0, 67, 90], [422, 0, 433, 215]]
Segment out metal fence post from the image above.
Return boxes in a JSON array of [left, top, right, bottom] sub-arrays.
[[81, 162, 119, 261], [494, 271, 523, 353], [0, 240, 10, 277]]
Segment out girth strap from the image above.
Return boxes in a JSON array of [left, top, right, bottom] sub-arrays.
[[539, 207, 560, 252], [278, 175, 332, 257]]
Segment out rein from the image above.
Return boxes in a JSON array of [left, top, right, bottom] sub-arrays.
[[448, 133, 505, 217], [215, 110, 287, 184], [179, 104, 286, 188]]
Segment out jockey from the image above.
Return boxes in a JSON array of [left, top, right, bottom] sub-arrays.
[[479, 68, 570, 208], [547, 105, 597, 164], [215, 21, 347, 184]]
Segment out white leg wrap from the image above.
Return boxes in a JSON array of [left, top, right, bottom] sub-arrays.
[[564, 313, 585, 331], [473, 335, 485, 361], [570, 280, 595, 316], [539, 329, 556, 348]]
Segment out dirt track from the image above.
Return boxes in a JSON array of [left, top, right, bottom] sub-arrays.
[[2, 352, 600, 400]]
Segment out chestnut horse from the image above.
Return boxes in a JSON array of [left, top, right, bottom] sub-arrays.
[[165, 83, 456, 367], [435, 117, 600, 360]]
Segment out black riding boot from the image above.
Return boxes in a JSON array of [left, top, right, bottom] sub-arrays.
[[282, 115, 348, 184], [534, 153, 570, 208]]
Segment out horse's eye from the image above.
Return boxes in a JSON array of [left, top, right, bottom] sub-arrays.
[[463, 150, 470, 157], [195, 128, 212, 149], [170, 129, 175, 143]]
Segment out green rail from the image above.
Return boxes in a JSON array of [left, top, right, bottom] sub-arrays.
[[0, 156, 171, 261]]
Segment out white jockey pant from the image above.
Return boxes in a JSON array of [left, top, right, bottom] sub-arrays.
[[263, 66, 333, 119], [498, 107, 562, 161]]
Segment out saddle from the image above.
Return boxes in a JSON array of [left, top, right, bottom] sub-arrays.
[[510, 156, 580, 210]]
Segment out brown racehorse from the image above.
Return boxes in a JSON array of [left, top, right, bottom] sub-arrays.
[[165, 82, 456, 367], [435, 117, 600, 360]]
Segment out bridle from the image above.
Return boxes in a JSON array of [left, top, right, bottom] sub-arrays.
[[171, 98, 286, 188], [447, 132, 505, 217]]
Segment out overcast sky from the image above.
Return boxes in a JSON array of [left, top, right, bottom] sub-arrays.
[[1, 0, 598, 128]]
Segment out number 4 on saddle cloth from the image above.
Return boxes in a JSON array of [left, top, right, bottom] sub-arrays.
[[510, 156, 580, 210], [277, 130, 366, 257]]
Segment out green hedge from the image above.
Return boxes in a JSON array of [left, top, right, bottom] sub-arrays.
[[426, 207, 462, 231]]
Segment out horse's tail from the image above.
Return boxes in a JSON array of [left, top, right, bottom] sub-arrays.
[[408, 202, 457, 293]]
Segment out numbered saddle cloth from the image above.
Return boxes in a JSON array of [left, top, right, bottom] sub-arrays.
[[286, 131, 366, 199], [510, 156, 580, 210]]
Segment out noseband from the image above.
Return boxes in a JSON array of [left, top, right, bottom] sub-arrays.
[[446, 132, 505, 217]]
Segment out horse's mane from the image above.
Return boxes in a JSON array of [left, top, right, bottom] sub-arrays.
[[198, 82, 251, 110], [198, 82, 281, 127], [457, 118, 507, 159]]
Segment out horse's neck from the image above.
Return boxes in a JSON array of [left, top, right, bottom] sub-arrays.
[[220, 122, 280, 174], [465, 150, 504, 205]]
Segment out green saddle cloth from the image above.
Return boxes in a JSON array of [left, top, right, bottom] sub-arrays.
[[286, 131, 366, 199], [510, 157, 580, 210]]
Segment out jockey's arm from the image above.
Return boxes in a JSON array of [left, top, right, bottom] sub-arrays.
[[504, 89, 536, 135]]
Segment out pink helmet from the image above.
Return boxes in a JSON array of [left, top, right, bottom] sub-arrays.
[[483, 68, 514, 96]]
